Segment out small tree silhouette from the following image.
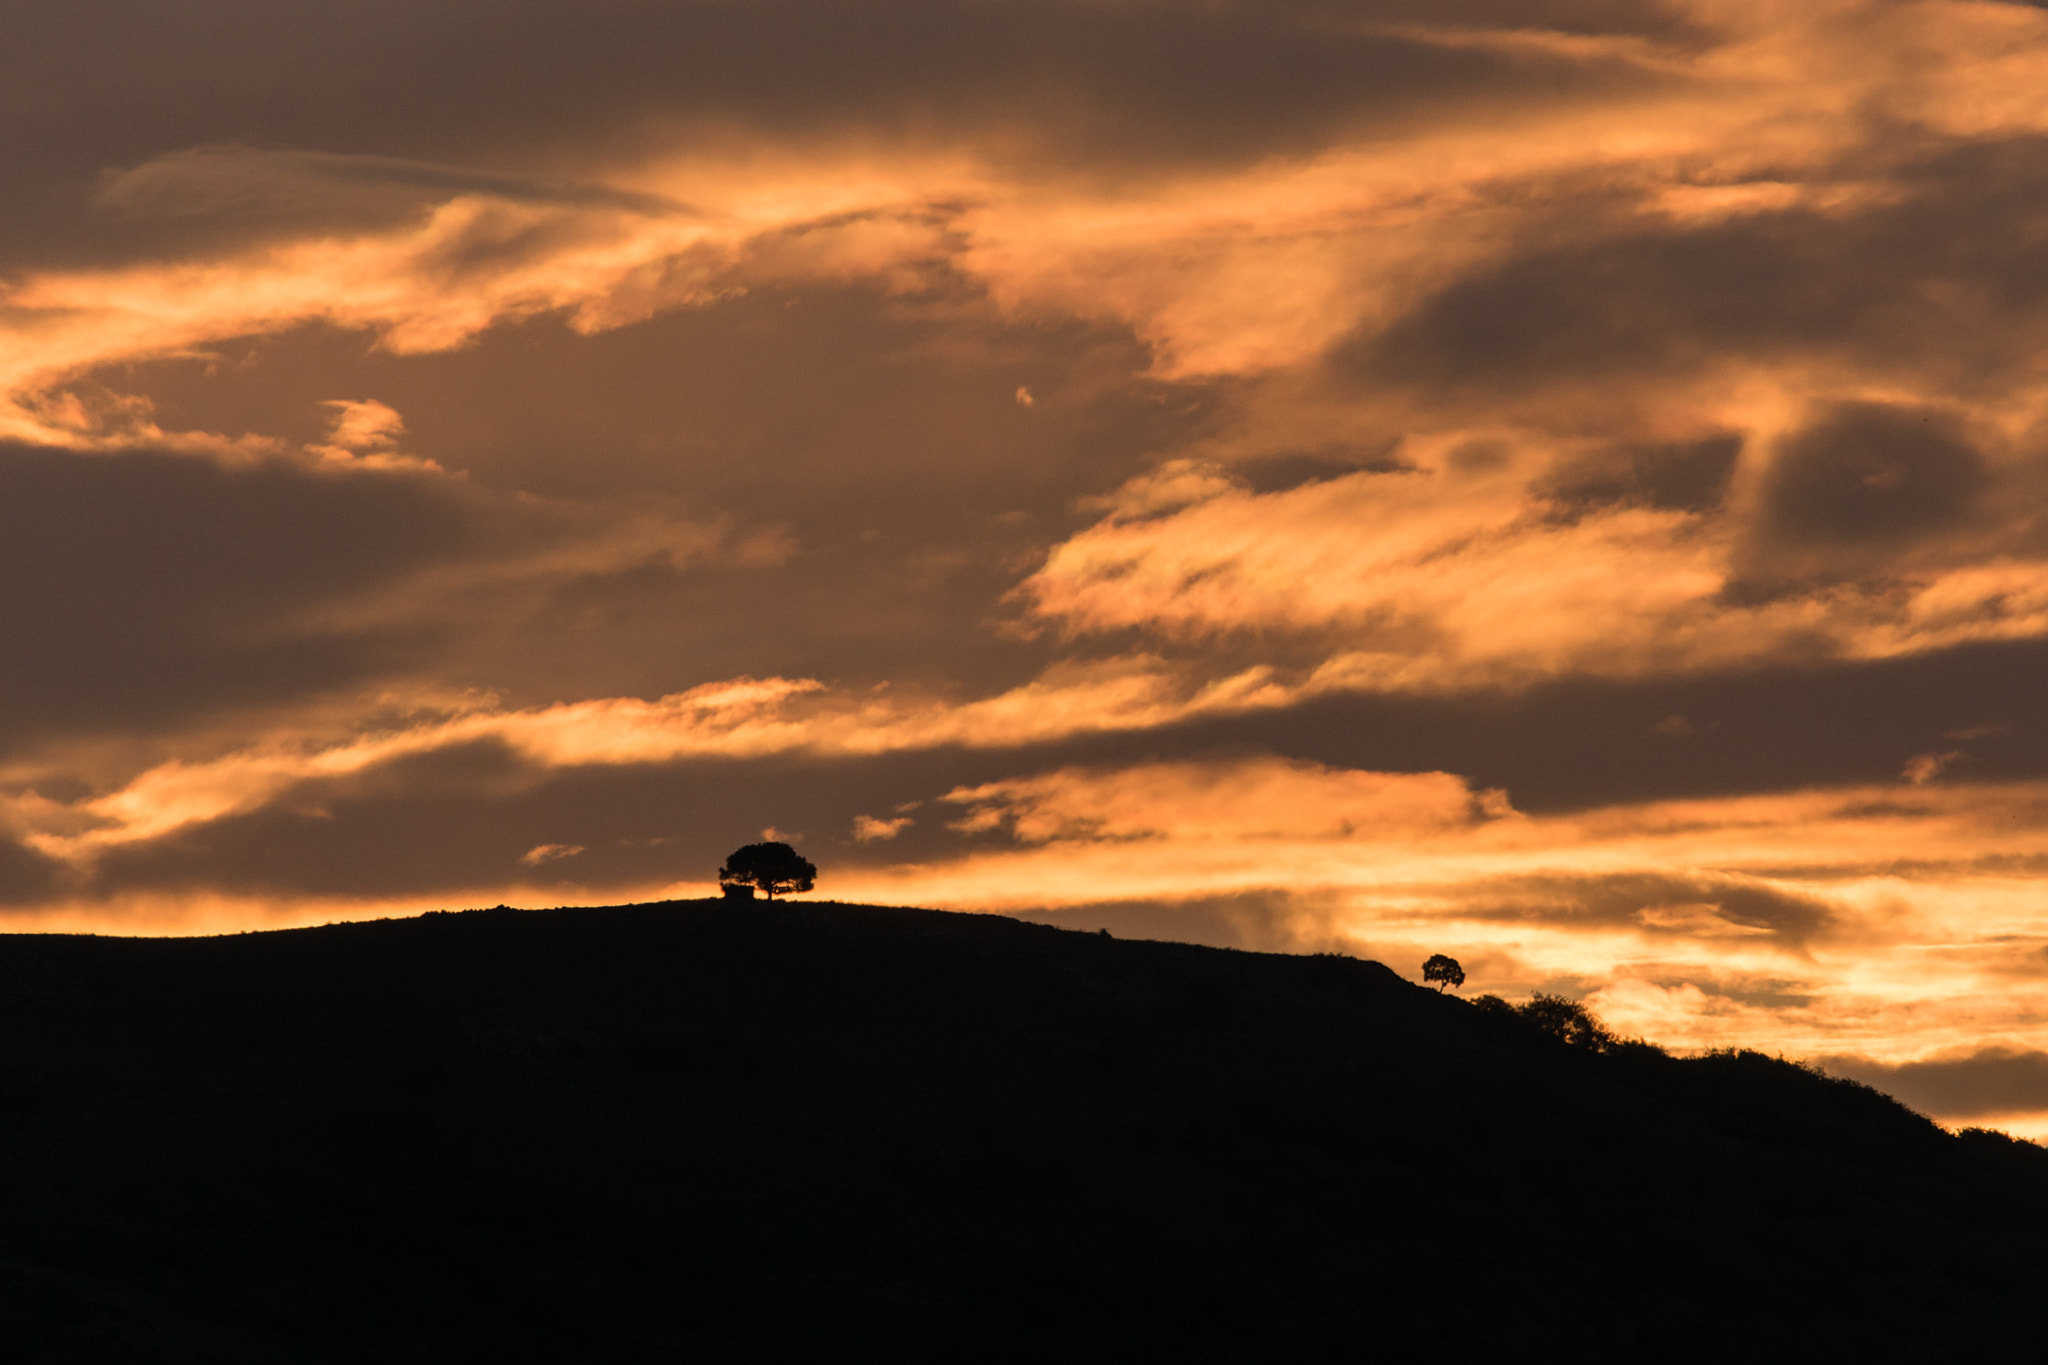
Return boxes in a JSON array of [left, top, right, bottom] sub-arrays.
[[1422, 954, 1466, 992], [719, 841, 817, 901]]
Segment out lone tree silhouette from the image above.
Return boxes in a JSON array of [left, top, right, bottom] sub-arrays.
[[719, 841, 817, 901], [1422, 954, 1466, 992]]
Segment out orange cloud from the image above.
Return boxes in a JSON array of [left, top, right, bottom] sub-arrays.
[[3, 654, 1331, 864], [822, 761, 2048, 1110], [3, 0, 2044, 442], [1019, 428, 2048, 689], [943, 757, 1494, 843]]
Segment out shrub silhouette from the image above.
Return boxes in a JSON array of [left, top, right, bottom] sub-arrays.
[[1422, 954, 1465, 992], [1470, 992, 1635, 1054], [1475, 993, 1619, 1052], [1518, 993, 1618, 1051], [719, 841, 817, 900]]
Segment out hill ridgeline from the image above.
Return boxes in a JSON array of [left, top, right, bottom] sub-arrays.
[[0, 897, 2041, 1361]]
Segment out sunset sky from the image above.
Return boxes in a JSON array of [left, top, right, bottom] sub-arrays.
[[9, 0, 2048, 1133]]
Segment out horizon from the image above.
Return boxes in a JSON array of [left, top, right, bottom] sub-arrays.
[[6, 0, 2048, 1138], [10, 888, 2032, 1145]]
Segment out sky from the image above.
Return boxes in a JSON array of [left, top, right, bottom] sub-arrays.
[[9, 0, 2048, 1134]]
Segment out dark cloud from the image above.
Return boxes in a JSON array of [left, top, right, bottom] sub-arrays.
[[1344, 138, 2048, 402], [1541, 435, 1741, 514], [0, 1, 1686, 217], [1096, 635, 2048, 812], [1232, 443, 1414, 495], [0, 441, 478, 748], [0, 836, 64, 906], [1818, 1047, 2048, 1120], [0, 0, 1724, 302], [1758, 403, 1987, 549], [1454, 871, 1834, 945], [1347, 206, 1868, 389], [95, 283, 1207, 702]]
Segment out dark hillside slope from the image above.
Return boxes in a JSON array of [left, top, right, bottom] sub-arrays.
[[0, 900, 2041, 1361]]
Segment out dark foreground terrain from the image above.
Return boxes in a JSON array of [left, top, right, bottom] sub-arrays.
[[0, 900, 2041, 1361]]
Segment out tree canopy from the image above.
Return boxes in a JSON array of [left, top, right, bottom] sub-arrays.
[[719, 841, 817, 900], [1422, 954, 1465, 992]]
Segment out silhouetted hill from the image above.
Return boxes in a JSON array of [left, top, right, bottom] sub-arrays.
[[0, 899, 2041, 1361]]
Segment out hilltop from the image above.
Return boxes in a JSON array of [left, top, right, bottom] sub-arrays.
[[0, 898, 2041, 1361]]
